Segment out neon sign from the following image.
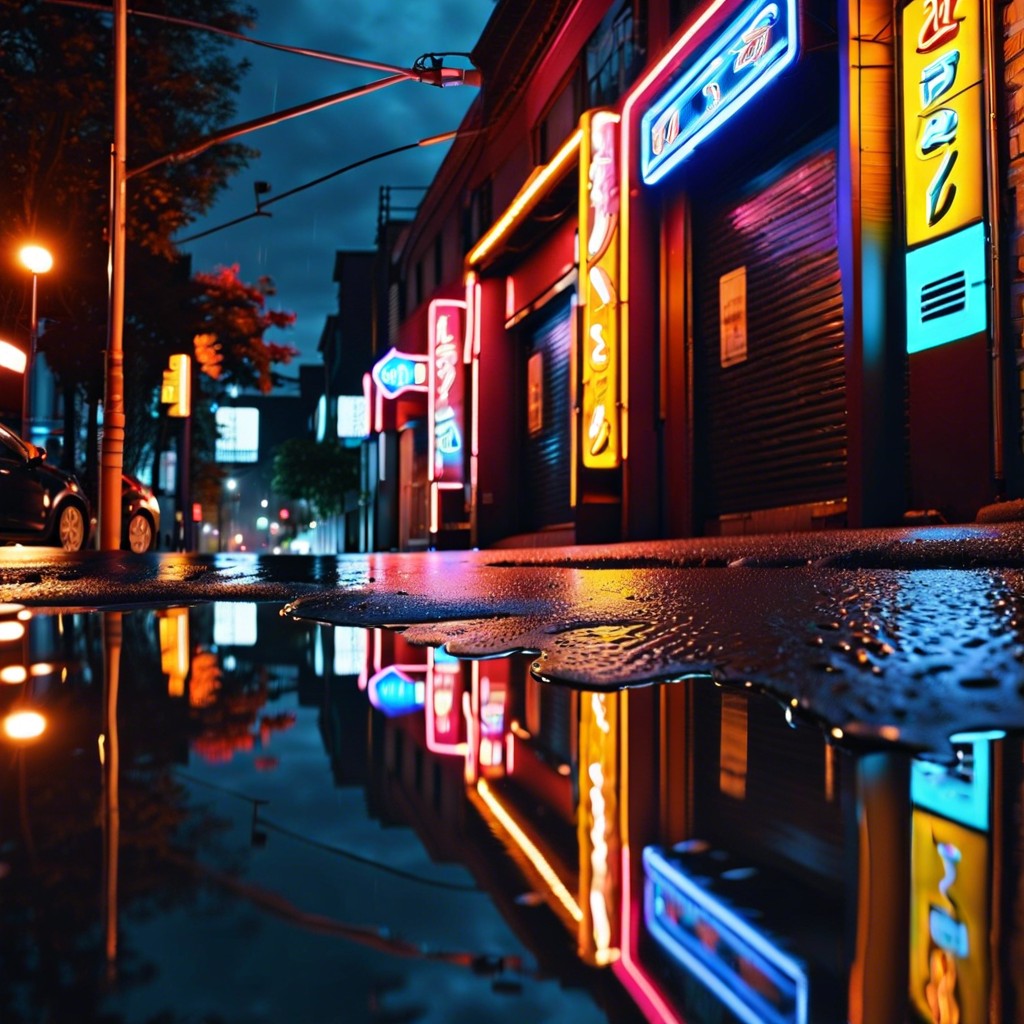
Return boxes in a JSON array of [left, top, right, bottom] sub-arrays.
[[428, 300, 466, 483], [643, 846, 809, 1024], [371, 347, 429, 400], [366, 666, 424, 717], [901, 0, 988, 351], [579, 111, 621, 469], [640, 0, 798, 184]]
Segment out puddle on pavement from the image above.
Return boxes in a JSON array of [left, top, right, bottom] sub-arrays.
[[1, 601, 1022, 1023]]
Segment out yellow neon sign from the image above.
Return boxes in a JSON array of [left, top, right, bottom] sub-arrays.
[[901, 0, 983, 246], [579, 111, 622, 469]]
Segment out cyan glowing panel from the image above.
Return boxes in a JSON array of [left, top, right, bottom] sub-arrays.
[[905, 221, 987, 353], [640, 0, 799, 185]]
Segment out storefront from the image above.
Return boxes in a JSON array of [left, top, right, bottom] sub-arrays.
[[465, 111, 625, 547], [619, 0, 902, 536]]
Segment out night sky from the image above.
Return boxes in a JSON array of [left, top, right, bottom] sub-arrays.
[[178, 1, 495, 366]]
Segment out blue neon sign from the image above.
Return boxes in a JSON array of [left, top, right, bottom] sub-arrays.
[[640, 0, 799, 185], [372, 347, 429, 400]]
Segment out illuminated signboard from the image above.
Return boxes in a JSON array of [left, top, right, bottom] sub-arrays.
[[428, 300, 466, 483], [909, 810, 989, 1023], [901, 0, 988, 352], [579, 110, 621, 469], [578, 691, 621, 966], [371, 347, 429, 400], [643, 846, 809, 1024], [366, 665, 424, 717], [640, 0, 799, 185], [215, 406, 259, 463], [337, 395, 368, 439], [426, 647, 466, 756]]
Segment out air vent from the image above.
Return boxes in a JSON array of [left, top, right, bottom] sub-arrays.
[[920, 270, 967, 322]]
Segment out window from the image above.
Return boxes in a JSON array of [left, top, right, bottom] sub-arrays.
[[462, 179, 493, 254], [585, 0, 646, 108], [433, 234, 443, 287]]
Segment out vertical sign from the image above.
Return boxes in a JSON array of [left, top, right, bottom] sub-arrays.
[[579, 110, 621, 469], [428, 299, 467, 484], [577, 690, 621, 967], [901, 0, 988, 352]]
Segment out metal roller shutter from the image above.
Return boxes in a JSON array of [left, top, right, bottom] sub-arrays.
[[523, 297, 573, 531], [693, 149, 846, 519]]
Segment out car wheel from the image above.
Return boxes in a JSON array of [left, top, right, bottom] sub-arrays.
[[126, 511, 154, 553], [57, 503, 87, 551]]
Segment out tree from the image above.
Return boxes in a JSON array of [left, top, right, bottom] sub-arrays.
[[0, 0, 256, 465], [192, 264, 298, 395], [271, 438, 361, 520]]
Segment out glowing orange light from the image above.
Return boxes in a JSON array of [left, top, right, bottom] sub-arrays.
[[19, 244, 53, 275], [0, 340, 27, 374], [3, 709, 47, 740], [1, 666, 28, 684]]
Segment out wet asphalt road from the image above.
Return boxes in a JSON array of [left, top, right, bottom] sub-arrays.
[[4, 522, 1024, 752]]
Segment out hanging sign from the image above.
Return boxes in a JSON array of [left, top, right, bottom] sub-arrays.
[[371, 347, 429, 400], [640, 0, 799, 185]]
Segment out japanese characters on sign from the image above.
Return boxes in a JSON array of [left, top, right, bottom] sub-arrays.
[[901, 0, 988, 352], [901, 0, 983, 247], [579, 110, 621, 469], [428, 299, 467, 484], [640, 0, 799, 185]]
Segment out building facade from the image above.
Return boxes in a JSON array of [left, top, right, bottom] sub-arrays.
[[359, 0, 1024, 549]]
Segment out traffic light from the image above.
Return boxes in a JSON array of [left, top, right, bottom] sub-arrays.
[[193, 332, 223, 380], [161, 353, 191, 417]]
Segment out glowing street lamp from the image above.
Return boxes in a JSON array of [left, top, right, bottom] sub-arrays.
[[18, 243, 53, 440]]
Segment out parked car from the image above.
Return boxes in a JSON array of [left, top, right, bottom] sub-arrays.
[[0, 422, 91, 551], [122, 473, 160, 553]]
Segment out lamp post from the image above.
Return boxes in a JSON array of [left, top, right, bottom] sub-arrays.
[[97, 0, 480, 550], [18, 244, 53, 441]]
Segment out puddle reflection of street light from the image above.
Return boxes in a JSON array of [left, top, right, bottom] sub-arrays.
[[18, 244, 53, 440]]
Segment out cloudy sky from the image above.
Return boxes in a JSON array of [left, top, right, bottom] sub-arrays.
[[178, 1, 496, 366]]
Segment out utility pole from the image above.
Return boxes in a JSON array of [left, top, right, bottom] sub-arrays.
[[100, 0, 127, 550]]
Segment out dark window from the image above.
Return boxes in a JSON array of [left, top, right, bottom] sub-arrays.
[[415, 261, 424, 307], [462, 179, 493, 254], [585, 0, 646, 108], [433, 234, 443, 286]]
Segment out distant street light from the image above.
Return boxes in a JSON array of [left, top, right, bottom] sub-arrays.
[[18, 244, 53, 440]]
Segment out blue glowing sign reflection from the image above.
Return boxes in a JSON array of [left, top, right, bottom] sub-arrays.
[[640, 0, 799, 185]]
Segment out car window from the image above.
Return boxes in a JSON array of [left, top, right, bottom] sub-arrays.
[[0, 427, 26, 461]]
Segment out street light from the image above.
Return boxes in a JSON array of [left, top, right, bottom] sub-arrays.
[[94, 0, 480, 550], [18, 243, 53, 441]]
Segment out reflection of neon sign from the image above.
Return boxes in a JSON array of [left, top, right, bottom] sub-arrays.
[[426, 647, 466, 757], [643, 846, 808, 1024], [640, 0, 798, 184], [366, 666, 425, 717], [478, 668, 507, 770], [579, 111, 621, 469], [371, 347, 429, 400]]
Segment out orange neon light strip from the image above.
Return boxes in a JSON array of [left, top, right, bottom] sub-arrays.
[[467, 128, 584, 266], [476, 777, 584, 924]]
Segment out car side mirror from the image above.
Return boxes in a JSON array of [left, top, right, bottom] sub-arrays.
[[27, 446, 47, 465]]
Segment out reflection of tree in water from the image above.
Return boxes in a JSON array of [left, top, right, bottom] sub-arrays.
[[0, 609, 233, 1023], [188, 653, 295, 765]]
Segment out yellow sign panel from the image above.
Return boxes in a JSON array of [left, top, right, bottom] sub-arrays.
[[901, 0, 984, 247], [579, 110, 621, 469], [909, 810, 990, 1024]]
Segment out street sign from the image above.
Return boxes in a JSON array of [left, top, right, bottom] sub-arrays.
[[161, 353, 191, 417], [371, 347, 429, 400]]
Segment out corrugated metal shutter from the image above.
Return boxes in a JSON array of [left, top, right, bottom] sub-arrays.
[[693, 149, 846, 518], [523, 298, 573, 530], [691, 684, 845, 890]]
